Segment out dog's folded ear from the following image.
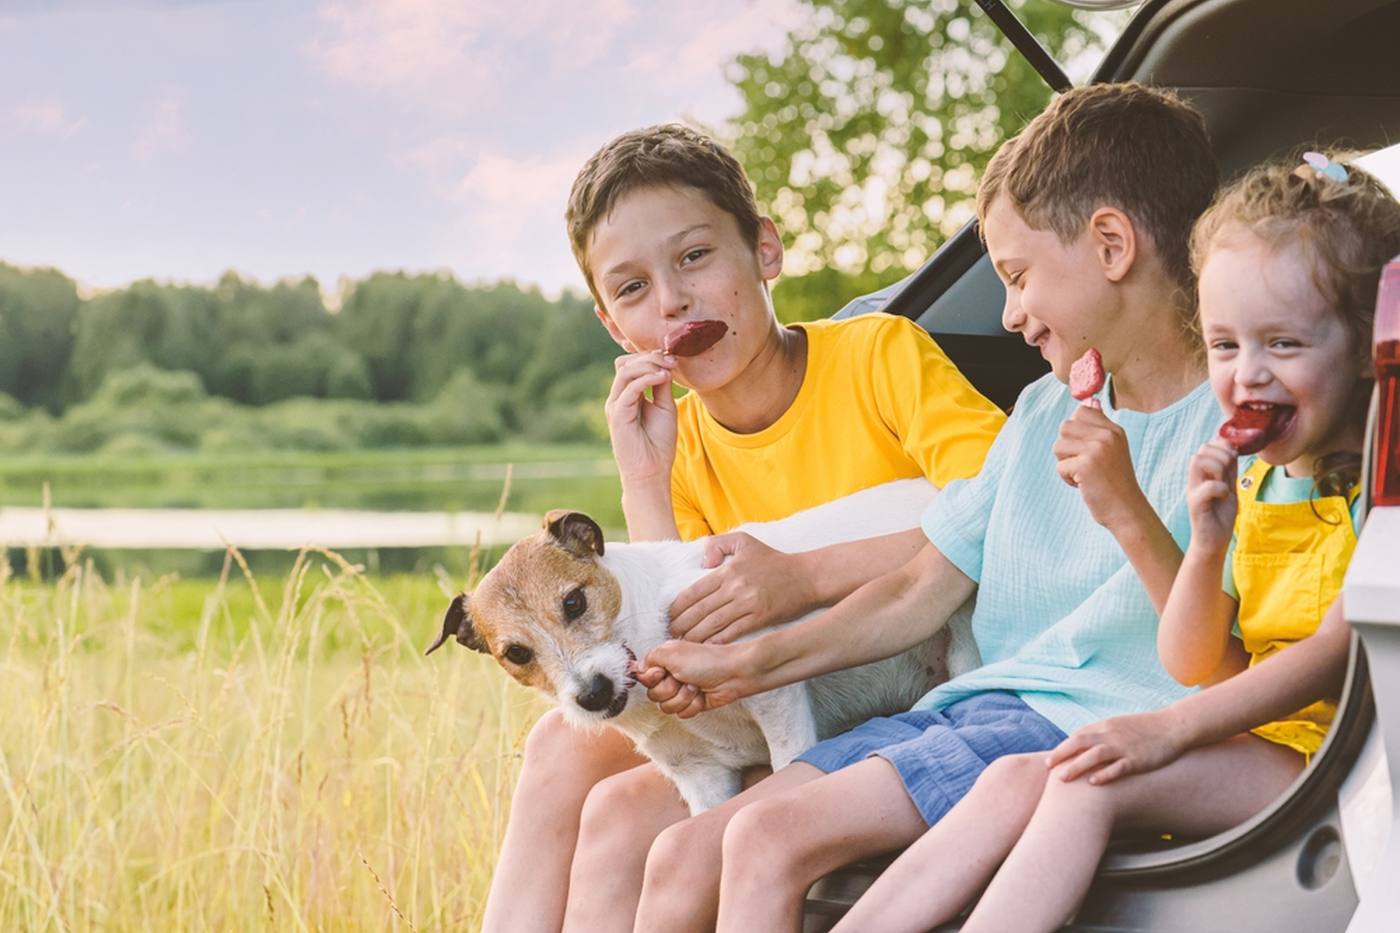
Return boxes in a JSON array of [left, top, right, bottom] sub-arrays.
[[426, 593, 487, 655], [543, 510, 605, 558]]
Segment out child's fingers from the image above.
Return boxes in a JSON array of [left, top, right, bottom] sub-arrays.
[[608, 368, 673, 414], [1066, 403, 1112, 428], [669, 574, 724, 637], [701, 533, 746, 569], [1192, 479, 1233, 503], [607, 355, 674, 399], [672, 589, 735, 642], [612, 349, 672, 372], [1051, 435, 1079, 461], [707, 614, 761, 645], [1190, 442, 1237, 480], [1087, 758, 1133, 786], [609, 352, 674, 388], [644, 673, 683, 704], [1047, 732, 1091, 768], [657, 683, 699, 716], [1057, 743, 1116, 782], [633, 665, 666, 688], [651, 370, 676, 414], [675, 693, 708, 719], [1055, 455, 1083, 488], [685, 603, 748, 645]]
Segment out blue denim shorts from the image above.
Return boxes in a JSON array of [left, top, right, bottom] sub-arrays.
[[796, 691, 1066, 826]]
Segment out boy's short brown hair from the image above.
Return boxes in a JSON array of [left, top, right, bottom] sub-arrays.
[[977, 82, 1217, 307], [566, 124, 762, 306]]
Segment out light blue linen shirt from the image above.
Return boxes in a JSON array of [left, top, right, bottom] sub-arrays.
[[914, 371, 1221, 734]]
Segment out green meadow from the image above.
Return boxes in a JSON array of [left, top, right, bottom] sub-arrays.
[[0, 547, 553, 929]]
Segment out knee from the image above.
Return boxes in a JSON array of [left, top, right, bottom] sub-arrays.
[[722, 798, 804, 880], [979, 752, 1051, 795], [521, 709, 576, 771], [633, 818, 723, 928], [519, 711, 622, 794], [644, 818, 710, 891], [1037, 771, 1112, 810], [576, 769, 662, 856]]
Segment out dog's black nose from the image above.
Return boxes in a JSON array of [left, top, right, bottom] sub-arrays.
[[576, 674, 616, 712]]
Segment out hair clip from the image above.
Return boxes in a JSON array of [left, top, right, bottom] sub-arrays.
[[1300, 151, 1349, 183]]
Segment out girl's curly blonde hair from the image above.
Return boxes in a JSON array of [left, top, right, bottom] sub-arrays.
[[1190, 151, 1400, 499]]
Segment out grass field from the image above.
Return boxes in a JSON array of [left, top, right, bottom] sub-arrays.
[[0, 547, 550, 930]]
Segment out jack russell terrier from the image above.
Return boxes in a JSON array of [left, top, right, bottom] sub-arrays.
[[426, 478, 977, 814]]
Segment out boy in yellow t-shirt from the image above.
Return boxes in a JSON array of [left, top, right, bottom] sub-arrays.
[[477, 123, 1005, 933]]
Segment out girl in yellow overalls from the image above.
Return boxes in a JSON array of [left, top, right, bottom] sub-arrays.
[[828, 154, 1400, 933]]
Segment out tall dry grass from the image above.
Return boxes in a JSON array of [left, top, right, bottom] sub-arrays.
[[0, 546, 547, 930]]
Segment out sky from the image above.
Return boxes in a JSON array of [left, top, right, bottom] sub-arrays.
[[0, 0, 804, 300], [5, 1, 1399, 304]]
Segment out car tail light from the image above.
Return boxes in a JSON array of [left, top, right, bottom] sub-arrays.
[[1374, 255, 1400, 506]]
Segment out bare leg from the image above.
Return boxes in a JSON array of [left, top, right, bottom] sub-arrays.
[[831, 753, 1052, 933], [633, 762, 822, 933], [962, 735, 1304, 933], [562, 763, 689, 933], [481, 710, 647, 933], [717, 757, 929, 933]]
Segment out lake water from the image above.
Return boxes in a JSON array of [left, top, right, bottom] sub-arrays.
[[0, 507, 543, 550]]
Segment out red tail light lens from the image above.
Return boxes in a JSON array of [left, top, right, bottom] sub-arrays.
[[1375, 255, 1400, 506]]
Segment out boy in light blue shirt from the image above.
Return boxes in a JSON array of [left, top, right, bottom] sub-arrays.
[[913, 372, 1218, 736], [630, 82, 1223, 931]]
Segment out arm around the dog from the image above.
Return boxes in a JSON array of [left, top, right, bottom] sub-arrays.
[[670, 526, 929, 644], [746, 542, 974, 693], [790, 526, 931, 612]]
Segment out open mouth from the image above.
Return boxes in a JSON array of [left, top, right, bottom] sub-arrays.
[[1219, 401, 1295, 455], [622, 643, 638, 687], [603, 691, 629, 719]]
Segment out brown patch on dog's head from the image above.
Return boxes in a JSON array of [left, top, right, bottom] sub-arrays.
[[427, 511, 627, 715]]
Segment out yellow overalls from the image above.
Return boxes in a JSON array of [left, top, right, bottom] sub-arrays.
[[1233, 458, 1359, 757]]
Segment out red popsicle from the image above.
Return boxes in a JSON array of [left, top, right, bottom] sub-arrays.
[[1218, 405, 1291, 455], [1069, 348, 1106, 402], [664, 320, 729, 357]]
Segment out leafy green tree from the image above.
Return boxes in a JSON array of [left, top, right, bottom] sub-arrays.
[[337, 272, 461, 402], [65, 281, 222, 402], [0, 263, 80, 411], [724, 0, 1106, 321]]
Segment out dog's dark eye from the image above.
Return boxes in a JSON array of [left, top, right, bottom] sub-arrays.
[[503, 644, 533, 665], [562, 586, 587, 621]]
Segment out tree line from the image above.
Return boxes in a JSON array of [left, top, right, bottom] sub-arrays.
[[0, 263, 621, 455]]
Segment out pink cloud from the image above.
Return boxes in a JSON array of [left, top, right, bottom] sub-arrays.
[[9, 98, 87, 138], [131, 92, 189, 161], [306, 0, 634, 106]]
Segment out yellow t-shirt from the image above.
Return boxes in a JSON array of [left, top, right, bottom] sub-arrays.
[[670, 314, 1006, 540]]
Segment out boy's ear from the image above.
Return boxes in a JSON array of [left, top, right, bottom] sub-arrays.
[[1088, 207, 1138, 284], [594, 305, 638, 353], [755, 216, 785, 283]]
